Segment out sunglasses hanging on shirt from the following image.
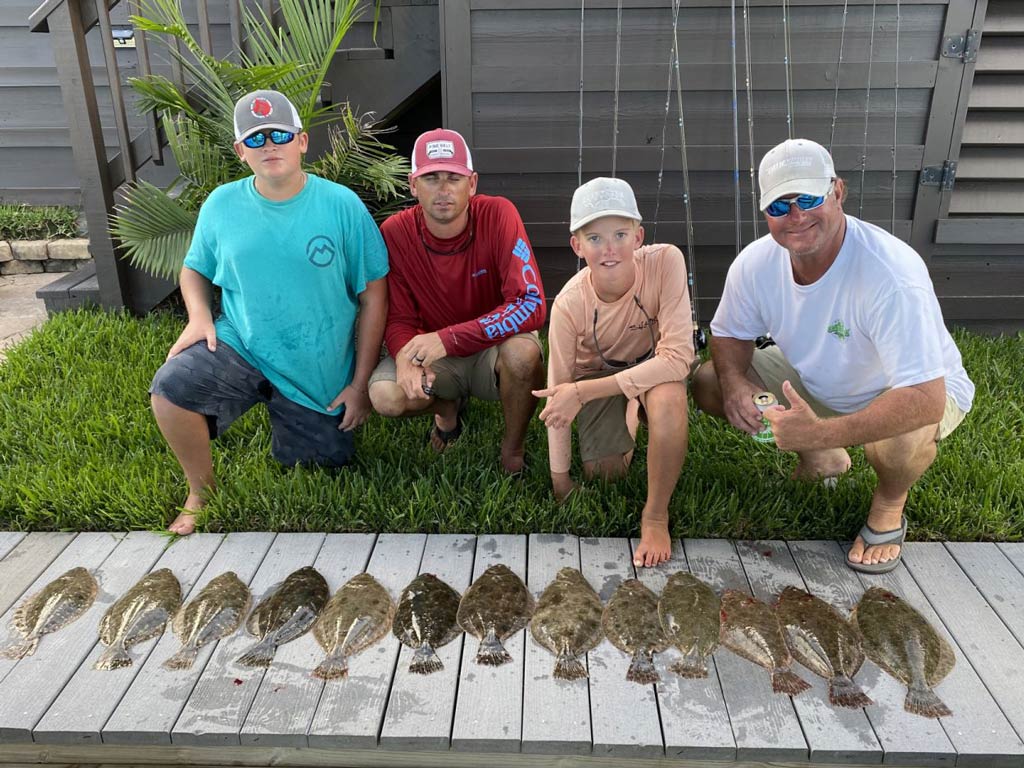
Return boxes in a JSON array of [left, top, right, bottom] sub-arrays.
[[593, 295, 658, 370]]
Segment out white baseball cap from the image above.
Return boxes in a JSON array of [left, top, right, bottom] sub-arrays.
[[570, 177, 642, 232], [758, 139, 836, 211]]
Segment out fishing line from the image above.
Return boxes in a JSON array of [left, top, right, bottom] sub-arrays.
[[828, 0, 850, 153], [859, 0, 878, 219]]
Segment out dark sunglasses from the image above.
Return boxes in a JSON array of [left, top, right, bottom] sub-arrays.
[[241, 130, 296, 149], [593, 295, 657, 370], [765, 181, 835, 218]]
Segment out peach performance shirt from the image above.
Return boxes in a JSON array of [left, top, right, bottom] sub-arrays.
[[545, 243, 696, 475]]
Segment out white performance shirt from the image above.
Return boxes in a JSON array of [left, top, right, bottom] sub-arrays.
[[710, 215, 975, 414]]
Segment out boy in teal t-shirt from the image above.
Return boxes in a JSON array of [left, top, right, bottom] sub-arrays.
[[150, 90, 388, 536]]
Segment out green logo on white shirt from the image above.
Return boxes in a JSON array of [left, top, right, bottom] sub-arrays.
[[827, 320, 851, 340]]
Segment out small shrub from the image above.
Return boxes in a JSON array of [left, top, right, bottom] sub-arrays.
[[0, 204, 79, 241]]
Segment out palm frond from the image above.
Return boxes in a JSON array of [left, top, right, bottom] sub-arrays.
[[110, 181, 198, 282]]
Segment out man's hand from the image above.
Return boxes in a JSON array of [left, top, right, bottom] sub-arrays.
[[551, 471, 577, 503], [401, 332, 447, 369], [720, 374, 766, 435], [328, 384, 371, 431], [396, 355, 433, 401], [533, 383, 583, 430], [167, 319, 217, 360], [763, 380, 826, 451]]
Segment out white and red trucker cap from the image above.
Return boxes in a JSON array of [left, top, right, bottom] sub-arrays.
[[410, 128, 474, 179]]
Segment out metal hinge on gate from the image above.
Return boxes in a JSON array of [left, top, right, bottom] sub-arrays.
[[941, 29, 980, 63], [920, 160, 957, 191]]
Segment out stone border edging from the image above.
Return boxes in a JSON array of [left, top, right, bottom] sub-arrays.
[[0, 239, 92, 275]]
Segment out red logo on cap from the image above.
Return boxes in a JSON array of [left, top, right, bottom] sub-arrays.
[[250, 98, 273, 119]]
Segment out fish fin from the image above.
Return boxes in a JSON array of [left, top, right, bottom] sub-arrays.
[[905, 685, 952, 718], [312, 651, 349, 681], [829, 675, 873, 708], [669, 648, 708, 679], [162, 644, 199, 671], [475, 628, 512, 666], [0, 636, 39, 660], [626, 649, 660, 685], [771, 667, 811, 696], [553, 650, 588, 681], [235, 636, 277, 668], [409, 642, 443, 675], [94, 641, 133, 670]]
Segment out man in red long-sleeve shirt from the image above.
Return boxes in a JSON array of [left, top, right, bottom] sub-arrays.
[[368, 128, 546, 473]]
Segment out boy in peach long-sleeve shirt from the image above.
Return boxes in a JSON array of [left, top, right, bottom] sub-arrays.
[[533, 177, 695, 567]]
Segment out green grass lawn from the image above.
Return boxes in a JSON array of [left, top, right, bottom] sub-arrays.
[[0, 309, 1021, 541]]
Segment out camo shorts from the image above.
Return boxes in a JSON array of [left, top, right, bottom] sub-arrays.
[[150, 341, 353, 468]]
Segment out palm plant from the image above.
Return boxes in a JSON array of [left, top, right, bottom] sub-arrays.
[[111, 0, 410, 281]]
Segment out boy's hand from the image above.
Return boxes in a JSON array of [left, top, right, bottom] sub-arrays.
[[634, 521, 672, 568], [168, 319, 217, 360], [329, 384, 371, 431], [533, 383, 583, 429]]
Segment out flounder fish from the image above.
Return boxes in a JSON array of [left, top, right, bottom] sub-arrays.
[[775, 586, 872, 708], [457, 564, 534, 666], [163, 571, 251, 670], [313, 572, 395, 680], [719, 589, 810, 695], [602, 578, 668, 684], [95, 568, 182, 670], [236, 565, 328, 668], [393, 573, 461, 674], [852, 586, 955, 718], [530, 567, 603, 680], [657, 572, 720, 679], [1, 567, 98, 660]]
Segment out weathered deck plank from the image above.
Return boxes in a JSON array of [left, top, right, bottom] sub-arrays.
[[787, 540, 958, 767], [0, 532, 26, 563], [33, 534, 224, 744], [0, 532, 168, 742], [630, 538, 735, 761], [945, 542, 1024, 647], [379, 534, 476, 751], [103, 533, 276, 745], [451, 534, 528, 753], [734, 540, 883, 764], [683, 538, 808, 762], [998, 543, 1024, 577], [240, 534, 377, 747], [579, 536, 662, 758], [171, 533, 327, 746], [520, 534, 591, 756], [308, 533, 428, 750], [0, 532, 76, 617]]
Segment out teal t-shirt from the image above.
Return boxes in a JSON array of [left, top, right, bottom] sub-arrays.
[[184, 174, 388, 414]]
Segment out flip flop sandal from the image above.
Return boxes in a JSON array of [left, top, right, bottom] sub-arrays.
[[846, 515, 907, 574], [425, 398, 468, 451]]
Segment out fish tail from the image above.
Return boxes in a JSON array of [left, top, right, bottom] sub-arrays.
[[0, 636, 39, 660], [553, 649, 588, 681], [235, 636, 277, 668], [625, 649, 660, 685], [409, 642, 443, 675], [94, 641, 133, 670], [312, 650, 349, 681], [771, 666, 811, 696], [905, 685, 952, 718], [669, 648, 709, 679], [829, 674, 873, 708], [475, 628, 512, 667], [162, 644, 199, 671]]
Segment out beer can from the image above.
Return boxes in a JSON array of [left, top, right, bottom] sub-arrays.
[[752, 392, 777, 443]]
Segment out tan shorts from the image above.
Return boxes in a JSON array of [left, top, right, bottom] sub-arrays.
[[369, 332, 542, 402], [750, 345, 966, 441]]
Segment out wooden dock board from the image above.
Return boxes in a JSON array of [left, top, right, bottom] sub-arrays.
[[378, 534, 476, 751], [998, 543, 1024, 577], [102, 533, 276, 745], [240, 533, 377, 747], [579, 536, 662, 758], [683, 537, 809, 762], [32, 533, 223, 744], [307, 533, 428, 750], [171, 533, 327, 746], [630, 538, 736, 761], [0, 532, 75, 618], [520, 534, 591, 756], [0, 532, 25, 563], [734, 540, 883, 764], [945, 542, 1024, 647], [451, 534, 528, 753], [787, 540, 957, 767]]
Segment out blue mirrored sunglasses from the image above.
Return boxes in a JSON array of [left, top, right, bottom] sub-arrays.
[[765, 181, 835, 218], [241, 130, 296, 149]]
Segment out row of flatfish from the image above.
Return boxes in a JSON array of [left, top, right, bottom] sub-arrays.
[[0, 563, 956, 718]]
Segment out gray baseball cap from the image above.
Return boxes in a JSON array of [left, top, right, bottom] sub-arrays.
[[758, 138, 835, 211], [233, 90, 303, 142], [570, 177, 642, 232]]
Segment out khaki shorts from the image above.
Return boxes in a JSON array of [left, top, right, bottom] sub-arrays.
[[751, 345, 966, 441], [369, 332, 542, 402]]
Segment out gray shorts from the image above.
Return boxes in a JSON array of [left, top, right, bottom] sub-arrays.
[[150, 341, 353, 468]]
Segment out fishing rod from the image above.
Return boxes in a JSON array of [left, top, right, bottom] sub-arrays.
[[730, 0, 742, 254], [859, 0, 878, 220], [891, 0, 901, 235], [742, 0, 758, 240], [611, 0, 623, 177], [828, 0, 850, 153]]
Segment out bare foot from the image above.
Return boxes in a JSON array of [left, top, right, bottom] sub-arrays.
[[634, 521, 672, 568], [847, 494, 906, 566], [168, 492, 204, 535], [792, 448, 852, 481]]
